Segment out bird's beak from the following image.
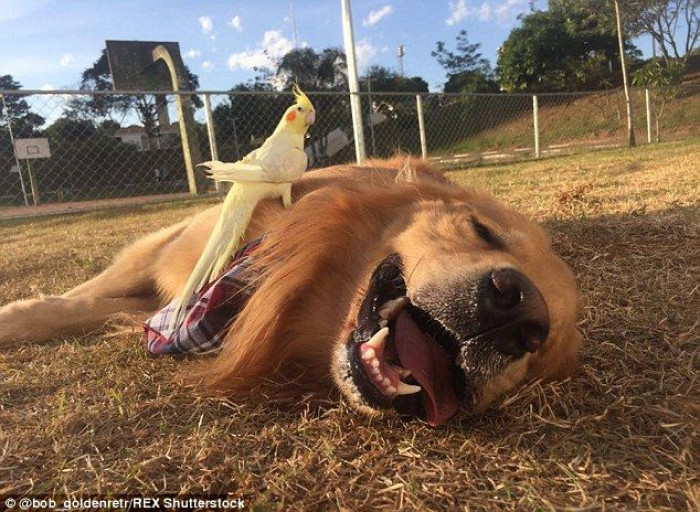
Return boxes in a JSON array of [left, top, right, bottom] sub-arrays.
[[306, 111, 316, 126]]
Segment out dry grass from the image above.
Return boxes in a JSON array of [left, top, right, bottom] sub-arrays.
[[1, 140, 698, 510]]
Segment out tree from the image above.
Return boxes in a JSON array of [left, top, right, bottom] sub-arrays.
[[629, 0, 699, 67], [497, 7, 640, 92], [44, 118, 96, 144], [361, 66, 428, 93], [443, 71, 500, 94], [68, 50, 201, 149], [276, 47, 347, 90], [0, 75, 45, 137], [632, 58, 685, 140], [552, 0, 698, 67], [432, 30, 498, 93]]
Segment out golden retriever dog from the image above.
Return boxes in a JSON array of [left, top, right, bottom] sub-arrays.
[[0, 158, 582, 426]]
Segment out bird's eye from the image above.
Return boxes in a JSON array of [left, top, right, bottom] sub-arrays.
[[297, 106, 302, 111]]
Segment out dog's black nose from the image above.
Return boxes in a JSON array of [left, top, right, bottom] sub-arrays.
[[481, 268, 550, 358]]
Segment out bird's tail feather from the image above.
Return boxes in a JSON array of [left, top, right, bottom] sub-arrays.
[[169, 186, 257, 329], [200, 161, 265, 182]]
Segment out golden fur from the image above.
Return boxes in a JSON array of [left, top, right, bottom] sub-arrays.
[[0, 158, 582, 419]]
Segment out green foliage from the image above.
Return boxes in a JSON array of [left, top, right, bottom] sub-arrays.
[[0, 75, 45, 137], [444, 71, 500, 94], [362, 66, 428, 93], [432, 30, 490, 75], [632, 58, 685, 90], [432, 30, 497, 93], [632, 58, 685, 140], [44, 118, 96, 143], [497, 7, 640, 92], [276, 47, 347, 91]]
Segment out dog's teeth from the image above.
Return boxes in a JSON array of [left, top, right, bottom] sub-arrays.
[[378, 297, 409, 320], [371, 358, 380, 368], [365, 327, 389, 349], [379, 319, 388, 328], [386, 385, 397, 394], [389, 364, 412, 378], [362, 347, 376, 360], [382, 377, 391, 387], [371, 367, 381, 375], [396, 382, 422, 395]]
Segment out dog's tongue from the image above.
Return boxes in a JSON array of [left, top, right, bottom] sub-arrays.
[[394, 310, 459, 426]]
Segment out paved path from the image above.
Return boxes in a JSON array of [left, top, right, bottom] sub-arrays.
[[0, 192, 214, 220]]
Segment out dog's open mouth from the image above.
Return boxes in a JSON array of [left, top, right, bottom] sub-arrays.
[[347, 254, 467, 426]]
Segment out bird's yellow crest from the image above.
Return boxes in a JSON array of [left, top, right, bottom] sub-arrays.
[[293, 84, 314, 112]]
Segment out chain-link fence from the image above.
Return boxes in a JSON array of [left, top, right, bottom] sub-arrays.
[[1, 85, 698, 213]]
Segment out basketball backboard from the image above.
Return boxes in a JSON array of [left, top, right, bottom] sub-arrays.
[[106, 40, 185, 91], [14, 138, 51, 160]]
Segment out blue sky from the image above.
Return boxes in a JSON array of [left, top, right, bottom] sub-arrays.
[[1, 0, 658, 92]]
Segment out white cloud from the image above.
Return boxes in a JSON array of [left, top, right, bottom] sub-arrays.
[[199, 16, 213, 34], [202, 61, 214, 71], [227, 30, 293, 70], [493, 0, 528, 23], [446, 0, 468, 25], [363, 5, 393, 27], [210, 35, 217, 41], [478, 2, 491, 21], [59, 53, 74, 67], [446, 0, 528, 25], [40, 83, 54, 91], [185, 49, 202, 59], [0, 0, 48, 23], [228, 15, 242, 32], [355, 40, 377, 71]]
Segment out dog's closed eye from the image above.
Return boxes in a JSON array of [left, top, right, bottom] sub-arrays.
[[472, 218, 505, 250]]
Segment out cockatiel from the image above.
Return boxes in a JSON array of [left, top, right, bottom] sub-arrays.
[[170, 85, 315, 329]]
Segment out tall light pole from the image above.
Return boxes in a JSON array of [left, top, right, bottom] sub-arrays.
[[614, 0, 636, 148], [290, 0, 299, 49], [397, 44, 405, 77], [341, 0, 367, 163]]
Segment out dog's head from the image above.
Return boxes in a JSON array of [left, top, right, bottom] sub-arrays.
[[202, 162, 582, 426], [332, 196, 581, 426]]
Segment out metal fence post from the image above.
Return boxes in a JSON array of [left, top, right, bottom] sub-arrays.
[[645, 88, 652, 144], [203, 93, 221, 193], [27, 160, 40, 205], [416, 94, 428, 160], [532, 95, 540, 158], [1, 94, 30, 206]]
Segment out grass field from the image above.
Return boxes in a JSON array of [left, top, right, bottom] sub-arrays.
[[1, 140, 698, 510]]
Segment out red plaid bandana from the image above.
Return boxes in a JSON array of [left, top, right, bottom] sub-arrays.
[[143, 236, 264, 355]]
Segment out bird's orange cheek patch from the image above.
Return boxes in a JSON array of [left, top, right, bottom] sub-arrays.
[[286, 110, 297, 122]]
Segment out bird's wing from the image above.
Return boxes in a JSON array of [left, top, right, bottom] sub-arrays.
[[199, 160, 269, 182], [256, 144, 309, 182], [241, 148, 259, 163]]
